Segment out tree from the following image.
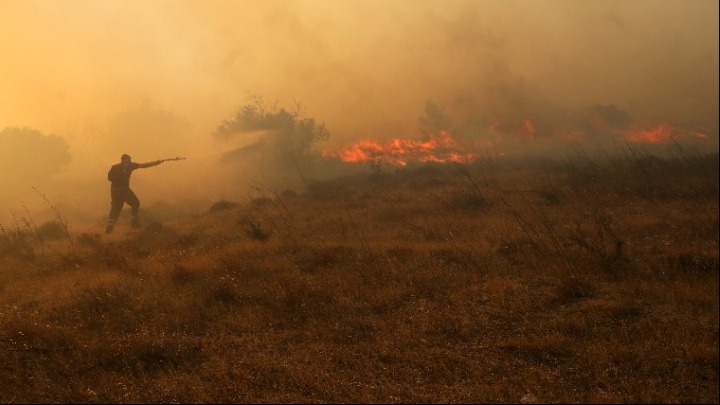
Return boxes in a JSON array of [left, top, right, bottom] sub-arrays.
[[213, 95, 329, 169]]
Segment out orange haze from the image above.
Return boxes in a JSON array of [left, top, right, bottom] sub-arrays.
[[1, 0, 718, 228]]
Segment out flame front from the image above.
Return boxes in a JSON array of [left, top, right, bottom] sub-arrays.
[[324, 131, 475, 166], [323, 118, 715, 166], [625, 124, 676, 144], [623, 124, 712, 144]]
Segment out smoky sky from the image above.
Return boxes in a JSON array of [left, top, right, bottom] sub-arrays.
[[0, 0, 717, 226]]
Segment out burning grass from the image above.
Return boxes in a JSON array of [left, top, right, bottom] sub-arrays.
[[0, 151, 718, 403]]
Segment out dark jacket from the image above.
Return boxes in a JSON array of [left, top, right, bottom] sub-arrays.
[[108, 162, 140, 188]]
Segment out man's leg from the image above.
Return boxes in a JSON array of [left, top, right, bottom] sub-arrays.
[[106, 189, 124, 234], [126, 189, 141, 228]]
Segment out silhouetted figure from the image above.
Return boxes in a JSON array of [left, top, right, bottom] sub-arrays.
[[105, 154, 163, 234]]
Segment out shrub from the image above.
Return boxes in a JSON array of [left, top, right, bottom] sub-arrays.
[[36, 220, 66, 240], [208, 200, 240, 213]]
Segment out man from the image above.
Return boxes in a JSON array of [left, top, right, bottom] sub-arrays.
[[105, 154, 163, 234]]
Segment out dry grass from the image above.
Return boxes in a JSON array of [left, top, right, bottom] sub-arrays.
[[1, 152, 718, 403]]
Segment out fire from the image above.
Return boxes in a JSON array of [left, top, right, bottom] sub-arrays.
[[625, 124, 675, 144], [323, 119, 716, 167], [623, 124, 713, 144], [323, 131, 475, 166]]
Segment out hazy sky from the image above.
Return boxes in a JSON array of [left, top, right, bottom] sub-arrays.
[[1, 0, 718, 226]]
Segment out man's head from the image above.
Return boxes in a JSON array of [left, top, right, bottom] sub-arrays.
[[121, 154, 132, 163]]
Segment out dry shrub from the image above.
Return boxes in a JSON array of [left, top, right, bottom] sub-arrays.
[[428, 247, 476, 270], [293, 245, 357, 272], [208, 199, 240, 213], [96, 243, 130, 270], [0, 228, 35, 259], [205, 277, 245, 307], [0, 316, 76, 353], [327, 319, 378, 345], [403, 263, 468, 301], [89, 336, 204, 374], [251, 196, 272, 208], [552, 276, 597, 305], [446, 188, 491, 211], [177, 232, 199, 248], [424, 311, 480, 344], [52, 284, 138, 332], [245, 221, 271, 242], [533, 184, 564, 205], [170, 263, 198, 285], [498, 334, 576, 366], [76, 232, 101, 248], [280, 188, 298, 199], [383, 246, 416, 262], [667, 253, 719, 275], [36, 220, 66, 240], [414, 350, 474, 385], [272, 281, 338, 325], [496, 238, 540, 264], [305, 179, 347, 200]]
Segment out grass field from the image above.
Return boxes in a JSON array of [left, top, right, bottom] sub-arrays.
[[1, 150, 718, 403]]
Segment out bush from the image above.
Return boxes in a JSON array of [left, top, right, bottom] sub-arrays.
[[208, 200, 240, 213], [36, 220, 66, 240]]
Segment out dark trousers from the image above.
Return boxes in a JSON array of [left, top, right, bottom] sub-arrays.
[[106, 186, 140, 231]]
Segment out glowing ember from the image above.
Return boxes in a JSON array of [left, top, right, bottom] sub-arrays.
[[523, 118, 536, 138]]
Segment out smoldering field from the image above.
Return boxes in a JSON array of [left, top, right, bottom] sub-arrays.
[[1, 56, 719, 405], [1, 0, 719, 403], [1, 139, 718, 403], [1, 57, 719, 405]]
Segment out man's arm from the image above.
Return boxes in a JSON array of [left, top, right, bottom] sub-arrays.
[[137, 160, 163, 169]]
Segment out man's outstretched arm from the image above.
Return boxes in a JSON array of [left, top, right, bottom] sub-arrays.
[[136, 157, 185, 169], [137, 160, 163, 169]]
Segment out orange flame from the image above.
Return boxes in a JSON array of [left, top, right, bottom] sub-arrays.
[[625, 124, 675, 144], [323, 131, 475, 166], [323, 121, 715, 166]]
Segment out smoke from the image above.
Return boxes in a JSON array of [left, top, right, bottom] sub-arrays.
[[0, 0, 717, 227]]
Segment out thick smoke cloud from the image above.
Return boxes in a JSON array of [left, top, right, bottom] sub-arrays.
[[0, 0, 717, 227]]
